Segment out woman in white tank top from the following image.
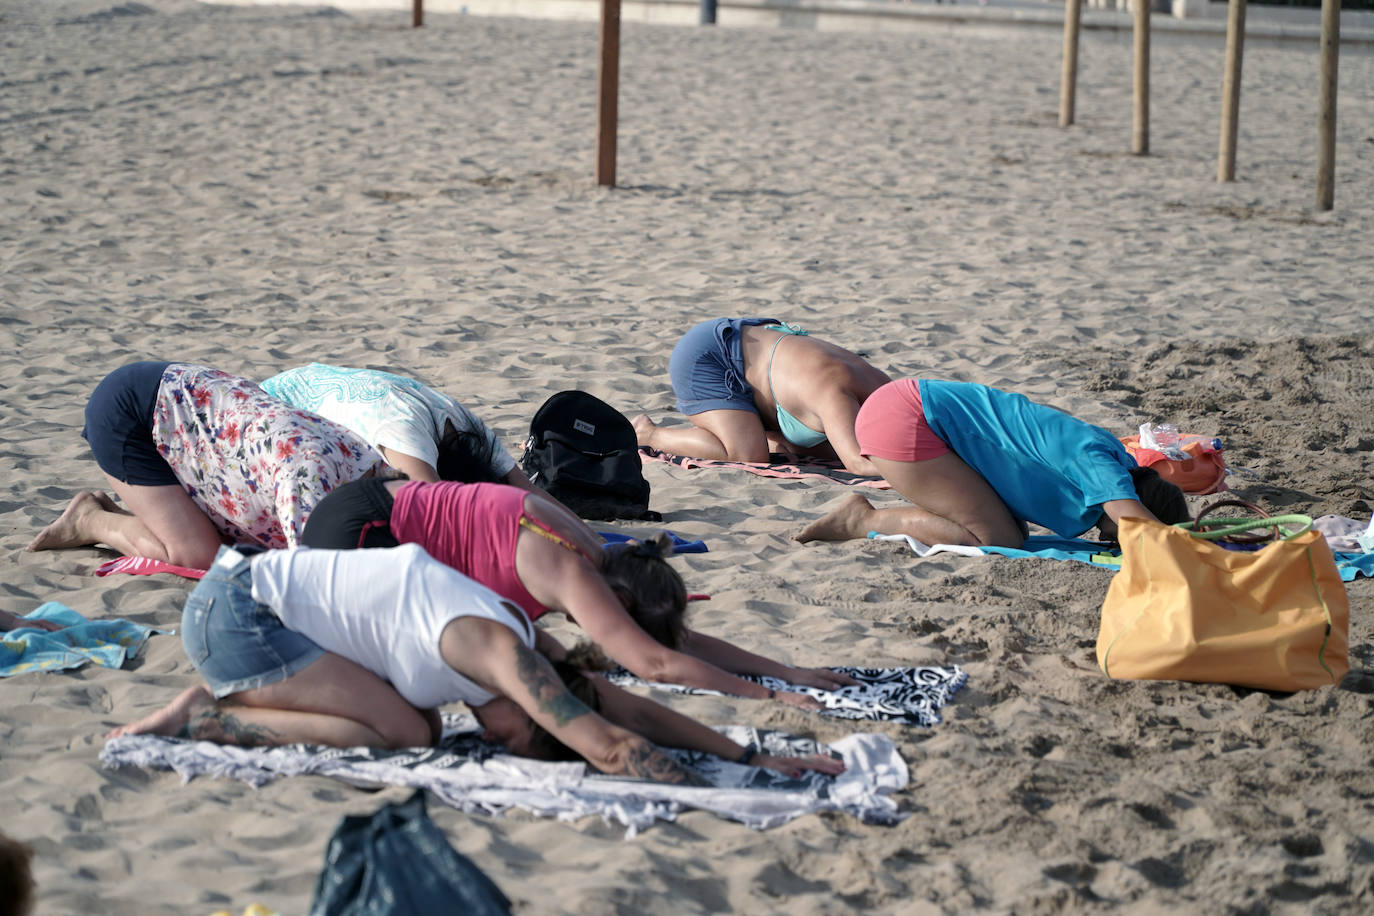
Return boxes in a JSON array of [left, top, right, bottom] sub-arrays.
[[109, 544, 844, 783]]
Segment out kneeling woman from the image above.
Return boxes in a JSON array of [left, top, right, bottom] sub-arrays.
[[260, 362, 535, 489], [797, 378, 1190, 548], [109, 544, 843, 783], [27, 361, 383, 570], [301, 478, 858, 709]]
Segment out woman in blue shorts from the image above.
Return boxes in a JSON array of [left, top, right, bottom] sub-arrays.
[[27, 361, 381, 570], [632, 318, 891, 477], [107, 543, 844, 782], [795, 378, 1190, 548]]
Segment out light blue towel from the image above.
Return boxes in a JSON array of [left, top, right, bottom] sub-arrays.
[[878, 534, 1374, 583], [0, 602, 169, 677]]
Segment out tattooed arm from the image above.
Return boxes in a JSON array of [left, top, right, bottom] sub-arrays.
[[443, 617, 704, 785]]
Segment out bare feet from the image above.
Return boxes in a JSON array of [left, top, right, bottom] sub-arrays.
[[91, 491, 123, 513], [26, 491, 109, 552], [795, 493, 876, 543], [631, 413, 658, 447], [106, 685, 215, 739]]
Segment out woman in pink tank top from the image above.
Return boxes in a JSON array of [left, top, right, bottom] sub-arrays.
[[302, 478, 859, 708]]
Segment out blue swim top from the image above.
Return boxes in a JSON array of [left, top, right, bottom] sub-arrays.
[[765, 323, 828, 448]]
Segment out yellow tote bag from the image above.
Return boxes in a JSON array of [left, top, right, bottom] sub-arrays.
[[1097, 515, 1349, 691]]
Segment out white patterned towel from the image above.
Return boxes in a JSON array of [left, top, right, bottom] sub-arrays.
[[605, 665, 968, 727], [100, 717, 909, 837]]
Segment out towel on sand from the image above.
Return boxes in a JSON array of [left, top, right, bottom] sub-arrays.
[[605, 665, 967, 727], [0, 602, 169, 677], [100, 715, 908, 837], [639, 446, 890, 488], [870, 533, 1374, 582]]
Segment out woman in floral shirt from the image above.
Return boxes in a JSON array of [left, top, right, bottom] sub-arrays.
[[27, 361, 383, 570]]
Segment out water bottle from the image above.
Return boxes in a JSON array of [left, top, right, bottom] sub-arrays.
[[1151, 424, 1180, 450]]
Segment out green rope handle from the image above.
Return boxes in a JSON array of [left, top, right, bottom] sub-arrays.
[[1174, 514, 1313, 541]]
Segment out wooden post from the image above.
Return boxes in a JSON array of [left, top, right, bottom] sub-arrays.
[[413, 0, 422, 27], [1217, 0, 1246, 181], [1132, 0, 1150, 154], [1316, 0, 1340, 210], [1059, 0, 1082, 127], [595, 0, 621, 187]]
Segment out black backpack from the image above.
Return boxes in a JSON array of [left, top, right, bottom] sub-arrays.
[[520, 390, 658, 521]]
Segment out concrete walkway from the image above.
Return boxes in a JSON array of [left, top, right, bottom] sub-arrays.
[[216, 0, 1374, 51]]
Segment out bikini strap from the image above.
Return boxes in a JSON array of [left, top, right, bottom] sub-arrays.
[[765, 322, 807, 406], [518, 514, 596, 563]]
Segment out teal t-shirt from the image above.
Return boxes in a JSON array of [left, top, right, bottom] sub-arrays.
[[918, 380, 1138, 537]]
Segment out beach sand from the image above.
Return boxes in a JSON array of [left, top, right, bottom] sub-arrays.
[[2, 1, 1372, 912]]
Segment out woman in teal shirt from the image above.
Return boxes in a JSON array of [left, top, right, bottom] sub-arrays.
[[796, 379, 1189, 548]]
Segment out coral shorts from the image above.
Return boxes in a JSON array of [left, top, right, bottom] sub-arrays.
[[854, 379, 952, 462]]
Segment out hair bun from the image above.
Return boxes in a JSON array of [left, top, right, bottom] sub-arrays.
[[631, 532, 676, 560]]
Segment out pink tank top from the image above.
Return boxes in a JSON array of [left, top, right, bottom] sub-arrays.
[[389, 481, 552, 621]]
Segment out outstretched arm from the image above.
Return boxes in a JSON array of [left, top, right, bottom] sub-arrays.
[[378, 447, 440, 483], [554, 569, 824, 710], [679, 630, 859, 690], [812, 386, 882, 478], [589, 675, 845, 778], [447, 619, 705, 785]]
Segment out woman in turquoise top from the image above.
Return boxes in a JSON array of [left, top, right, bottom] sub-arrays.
[[796, 379, 1190, 548], [633, 318, 892, 476]]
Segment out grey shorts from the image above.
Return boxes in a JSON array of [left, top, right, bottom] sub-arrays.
[[668, 317, 779, 415]]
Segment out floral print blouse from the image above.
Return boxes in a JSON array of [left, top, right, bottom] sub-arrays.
[[152, 364, 382, 549]]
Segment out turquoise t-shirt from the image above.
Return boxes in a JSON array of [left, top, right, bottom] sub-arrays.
[[260, 363, 515, 480], [918, 380, 1138, 537]]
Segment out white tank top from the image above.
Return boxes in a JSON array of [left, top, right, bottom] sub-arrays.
[[249, 543, 535, 709]]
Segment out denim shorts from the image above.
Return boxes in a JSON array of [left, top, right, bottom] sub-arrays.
[[81, 361, 179, 486], [668, 317, 778, 416], [182, 545, 326, 698]]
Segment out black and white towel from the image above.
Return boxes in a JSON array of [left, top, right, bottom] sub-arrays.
[[100, 717, 909, 837], [605, 665, 968, 727]]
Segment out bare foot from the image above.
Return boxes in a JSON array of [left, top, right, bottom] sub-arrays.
[[795, 493, 876, 543], [631, 413, 658, 447], [26, 491, 109, 552], [91, 491, 124, 513], [106, 685, 215, 739]]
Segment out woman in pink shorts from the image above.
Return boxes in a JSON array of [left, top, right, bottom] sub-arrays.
[[797, 378, 1188, 548]]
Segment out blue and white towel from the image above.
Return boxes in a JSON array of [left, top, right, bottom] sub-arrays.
[[0, 602, 169, 677], [101, 716, 908, 837], [870, 532, 1374, 582], [604, 665, 967, 727]]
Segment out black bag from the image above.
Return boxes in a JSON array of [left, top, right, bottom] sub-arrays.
[[309, 790, 511, 916], [520, 390, 658, 521]]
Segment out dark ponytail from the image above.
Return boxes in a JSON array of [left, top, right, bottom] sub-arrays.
[[435, 418, 504, 483], [1130, 466, 1190, 525], [599, 532, 688, 650]]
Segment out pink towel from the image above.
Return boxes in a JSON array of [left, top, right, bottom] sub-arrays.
[[638, 447, 890, 489], [95, 556, 206, 580]]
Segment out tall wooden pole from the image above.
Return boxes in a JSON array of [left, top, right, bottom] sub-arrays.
[[595, 0, 621, 187], [1316, 0, 1340, 210], [413, 0, 422, 27], [1132, 0, 1150, 154], [1217, 0, 1245, 180], [1059, 0, 1083, 127]]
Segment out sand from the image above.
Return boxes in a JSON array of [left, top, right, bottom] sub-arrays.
[[2, 1, 1372, 912]]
